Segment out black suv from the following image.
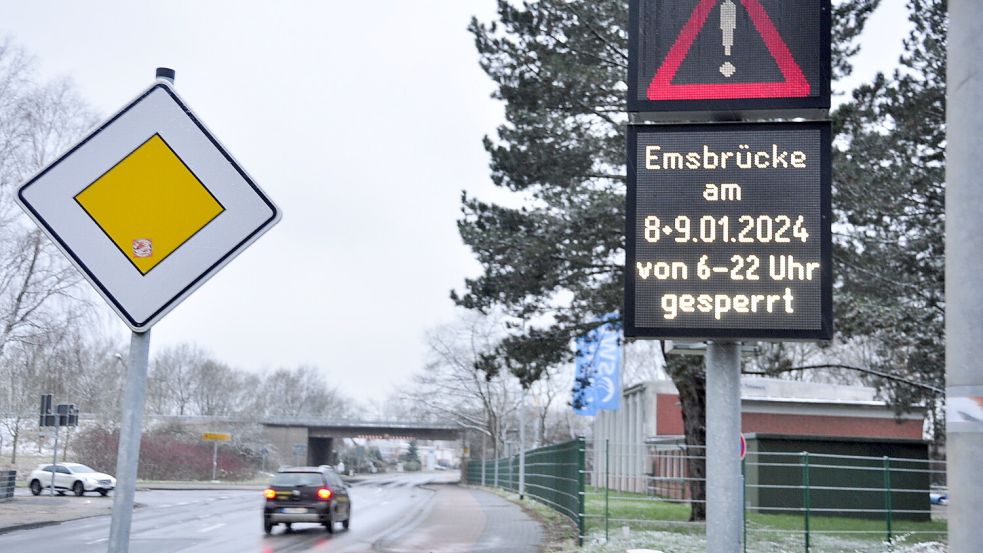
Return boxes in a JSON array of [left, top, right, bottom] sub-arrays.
[[263, 466, 352, 535]]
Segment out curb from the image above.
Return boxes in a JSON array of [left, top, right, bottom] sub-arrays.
[[0, 520, 62, 536]]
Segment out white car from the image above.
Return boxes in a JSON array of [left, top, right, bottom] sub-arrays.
[[28, 463, 116, 497]]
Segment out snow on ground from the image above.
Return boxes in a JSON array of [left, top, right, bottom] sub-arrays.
[[568, 530, 947, 553]]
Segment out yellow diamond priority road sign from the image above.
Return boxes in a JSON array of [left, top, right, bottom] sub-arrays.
[[75, 133, 226, 275], [16, 80, 281, 332]]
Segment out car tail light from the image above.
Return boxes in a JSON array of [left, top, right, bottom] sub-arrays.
[[316, 488, 333, 500], [263, 488, 276, 500]]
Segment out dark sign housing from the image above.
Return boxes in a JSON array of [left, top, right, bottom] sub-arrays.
[[628, 0, 831, 118], [625, 121, 831, 340]]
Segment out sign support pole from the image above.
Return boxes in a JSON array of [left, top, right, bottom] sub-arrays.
[[706, 341, 742, 553], [108, 329, 151, 553], [518, 388, 526, 500], [49, 422, 60, 495], [212, 441, 219, 482], [946, 5, 983, 551]]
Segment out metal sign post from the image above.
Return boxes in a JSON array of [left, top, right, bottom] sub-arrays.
[[212, 441, 219, 482], [49, 422, 60, 495], [945, 3, 983, 550], [107, 329, 151, 553], [706, 341, 742, 551], [518, 388, 526, 500]]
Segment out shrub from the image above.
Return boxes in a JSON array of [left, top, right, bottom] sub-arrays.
[[72, 426, 255, 480]]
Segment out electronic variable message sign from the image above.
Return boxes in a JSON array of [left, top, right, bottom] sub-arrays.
[[628, 0, 830, 116], [625, 121, 831, 340]]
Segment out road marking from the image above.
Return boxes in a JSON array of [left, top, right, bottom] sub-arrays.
[[198, 523, 225, 533], [85, 538, 108, 545]]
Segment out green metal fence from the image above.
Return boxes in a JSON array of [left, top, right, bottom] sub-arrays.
[[468, 438, 946, 551], [585, 439, 946, 553], [466, 437, 586, 544]]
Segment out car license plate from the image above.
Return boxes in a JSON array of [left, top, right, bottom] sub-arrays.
[[282, 507, 308, 514]]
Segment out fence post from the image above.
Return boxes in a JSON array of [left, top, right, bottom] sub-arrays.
[[511, 450, 516, 492], [802, 452, 811, 553], [578, 437, 586, 546], [605, 438, 610, 542], [883, 456, 893, 544], [494, 455, 499, 489], [742, 456, 747, 553], [506, 442, 515, 491]]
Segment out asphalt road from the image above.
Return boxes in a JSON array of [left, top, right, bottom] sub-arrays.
[[0, 472, 472, 553]]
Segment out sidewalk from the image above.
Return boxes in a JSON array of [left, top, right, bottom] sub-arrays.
[[0, 493, 114, 534], [375, 485, 542, 553]]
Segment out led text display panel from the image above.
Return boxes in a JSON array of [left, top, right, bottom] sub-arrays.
[[626, 122, 831, 340]]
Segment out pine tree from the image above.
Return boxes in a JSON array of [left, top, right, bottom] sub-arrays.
[[832, 0, 946, 449]]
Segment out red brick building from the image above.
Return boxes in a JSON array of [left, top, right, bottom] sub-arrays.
[[591, 378, 925, 492]]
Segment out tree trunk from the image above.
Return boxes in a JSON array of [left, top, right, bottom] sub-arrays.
[[10, 418, 20, 464], [666, 355, 707, 522]]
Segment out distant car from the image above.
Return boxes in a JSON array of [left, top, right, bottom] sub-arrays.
[[28, 463, 116, 497], [930, 492, 949, 505], [263, 466, 352, 535]]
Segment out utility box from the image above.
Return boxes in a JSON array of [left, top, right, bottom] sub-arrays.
[[744, 434, 931, 521], [0, 470, 15, 500]]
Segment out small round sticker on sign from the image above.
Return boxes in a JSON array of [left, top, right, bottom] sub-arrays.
[[132, 239, 152, 258]]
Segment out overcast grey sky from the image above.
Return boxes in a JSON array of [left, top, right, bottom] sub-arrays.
[[1, 1, 908, 405]]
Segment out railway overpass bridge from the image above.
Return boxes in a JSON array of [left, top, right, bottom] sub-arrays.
[[259, 418, 462, 466]]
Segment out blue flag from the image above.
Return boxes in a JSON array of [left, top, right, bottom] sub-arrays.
[[572, 314, 622, 415]]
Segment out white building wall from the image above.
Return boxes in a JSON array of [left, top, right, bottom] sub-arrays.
[[591, 383, 657, 492]]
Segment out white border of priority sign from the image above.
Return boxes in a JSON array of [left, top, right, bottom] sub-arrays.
[[16, 80, 281, 332]]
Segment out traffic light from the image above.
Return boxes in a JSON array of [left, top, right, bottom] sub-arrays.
[[39, 394, 53, 427], [39, 396, 79, 427], [56, 404, 70, 426]]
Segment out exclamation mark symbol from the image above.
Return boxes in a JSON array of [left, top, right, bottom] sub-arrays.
[[720, 0, 737, 78]]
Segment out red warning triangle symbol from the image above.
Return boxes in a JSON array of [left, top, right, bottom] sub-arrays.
[[647, 0, 810, 101]]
